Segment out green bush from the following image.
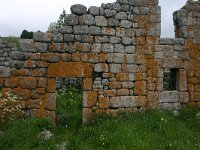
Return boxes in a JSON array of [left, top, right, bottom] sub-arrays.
[[3, 36, 22, 50]]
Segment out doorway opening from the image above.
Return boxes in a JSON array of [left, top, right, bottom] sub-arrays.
[[56, 77, 83, 128]]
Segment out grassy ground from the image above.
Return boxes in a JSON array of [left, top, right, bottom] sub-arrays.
[[0, 87, 199, 150]]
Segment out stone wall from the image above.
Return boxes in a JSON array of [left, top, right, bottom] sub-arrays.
[[0, 0, 199, 123]]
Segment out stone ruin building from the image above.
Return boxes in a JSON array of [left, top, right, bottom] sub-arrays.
[[0, 0, 199, 123]]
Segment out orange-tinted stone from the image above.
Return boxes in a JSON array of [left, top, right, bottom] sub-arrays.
[[0, 77, 3, 86], [188, 78, 198, 84], [48, 43, 57, 51], [38, 77, 47, 88], [31, 92, 42, 99], [95, 109, 106, 115], [36, 61, 49, 68], [109, 82, 121, 89], [30, 53, 41, 60], [2, 88, 13, 97], [191, 92, 200, 102], [19, 77, 37, 89], [31, 69, 46, 77], [15, 69, 30, 76], [195, 85, 200, 92], [41, 53, 61, 62], [72, 52, 81, 61], [147, 92, 159, 109], [4, 77, 19, 88], [135, 96, 147, 107], [188, 83, 194, 92], [98, 97, 110, 109], [13, 88, 31, 100], [82, 108, 93, 124], [116, 73, 128, 81], [35, 108, 47, 118], [178, 69, 187, 91], [47, 62, 92, 78], [135, 72, 143, 81], [117, 89, 129, 96], [83, 91, 97, 107], [47, 78, 56, 92], [99, 53, 107, 62], [84, 63, 93, 78], [134, 80, 147, 96], [83, 78, 93, 90], [24, 59, 35, 69], [37, 88, 46, 94], [104, 90, 116, 97]]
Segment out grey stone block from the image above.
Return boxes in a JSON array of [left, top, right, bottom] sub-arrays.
[[89, 6, 100, 16], [115, 12, 127, 20], [53, 33, 63, 42], [110, 36, 121, 44], [102, 44, 114, 53], [73, 25, 89, 34], [126, 54, 135, 64], [121, 20, 132, 28], [113, 3, 121, 11], [126, 28, 135, 37], [125, 46, 135, 53], [64, 34, 74, 42], [89, 26, 102, 35], [121, 5, 130, 12], [95, 36, 109, 43], [110, 64, 121, 73], [127, 64, 138, 73], [94, 63, 109, 72], [95, 16, 108, 26], [140, 7, 150, 15], [0, 39, 3, 48], [11, 52, 29, 61], [74, 35, 82, 42], [20, 39, 36, 52], [33, 32, 52, 42], [128, 14, 138, 22], [122, 37, 132, 45], [114, 44, 124, 53], [81, 14, 95, 25], [108, 18, 120, 26], [114, 53, 124, 63], [0, 66, 10, 77], [105, 9, 117, 17], [82, 35, 94, 43], [35, 42, 48, 53], [65, 14, 79, 26], [179, 92, 189, 103], [10, 60, 24, 69], [70, 4, 87, 15], [91, 43, 101, 53], [59, 26, 73, 34], [159, 91, 179, 103], [110, 96, 136, 108]]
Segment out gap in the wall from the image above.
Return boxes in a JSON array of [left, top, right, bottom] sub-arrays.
[[159, 0, 187, 38]]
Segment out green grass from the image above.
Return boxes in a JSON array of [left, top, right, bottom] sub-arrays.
[[2, 36, 22, 50], [0, 87, 200, 150]]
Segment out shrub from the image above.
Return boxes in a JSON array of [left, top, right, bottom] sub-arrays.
[[0, 92, 23, 122]]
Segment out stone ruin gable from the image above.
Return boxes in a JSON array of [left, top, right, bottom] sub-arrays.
[[173, 0, 200, 108], [0, 0, 199, 123]]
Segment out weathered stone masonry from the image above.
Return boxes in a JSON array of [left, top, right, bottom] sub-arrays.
[[0, 0, 199, 123]]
